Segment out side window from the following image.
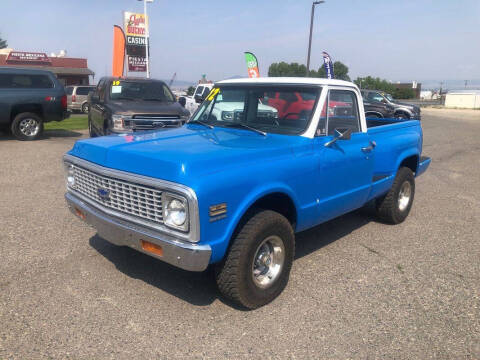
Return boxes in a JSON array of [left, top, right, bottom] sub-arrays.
[[368, 92, 384, 102], [326, 90, 360, 135], [11, 75, 32, 88], [194, 86, 204, 96], [97, 80, 107, 102], [318, 90, 360, 136], [76, 87, 92, 95], [0, 74, 10, 88], [202, 87, 211, 98]]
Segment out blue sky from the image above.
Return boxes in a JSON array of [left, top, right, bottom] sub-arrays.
[[1, 0, 479, 84]]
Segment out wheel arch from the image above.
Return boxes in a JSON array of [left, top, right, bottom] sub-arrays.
[[216, 187, 299, 263], [394, 109, 412, 118], [10, 104, 44, 122], [365, 111, 383, 118], [398, 154, 419, 174]]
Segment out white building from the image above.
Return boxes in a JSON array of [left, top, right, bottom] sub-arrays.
[[445, 90, 480, 109]]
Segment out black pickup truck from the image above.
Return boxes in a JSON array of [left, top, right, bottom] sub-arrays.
[[0, 67, 69, 140], [88, 77, 190, 137], [361, 89, 421, 119]]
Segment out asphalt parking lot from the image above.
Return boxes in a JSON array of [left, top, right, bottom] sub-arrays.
[[1, 108, 479, 359]]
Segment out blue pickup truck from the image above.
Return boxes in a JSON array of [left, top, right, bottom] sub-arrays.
[[64, 78, 430, 309]]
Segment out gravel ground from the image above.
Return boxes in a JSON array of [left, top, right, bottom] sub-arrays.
[[0, 109, 479, 359]]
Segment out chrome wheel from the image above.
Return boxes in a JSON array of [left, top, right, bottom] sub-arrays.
[[252, 235, 285, 289], [19, 118, 40, 137], [398, 181, 412, 211], [82, 103, 89, 114]]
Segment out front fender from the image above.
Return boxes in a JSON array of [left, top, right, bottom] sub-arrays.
[[207, 183, 300, 263], [394, 108, 414, 117]]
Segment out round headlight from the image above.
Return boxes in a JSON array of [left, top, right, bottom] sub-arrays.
[[165, 198, 186, 226]]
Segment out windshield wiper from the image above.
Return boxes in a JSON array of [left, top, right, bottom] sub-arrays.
[[226, 123, 266, 136], [188, 120, 214, 129]]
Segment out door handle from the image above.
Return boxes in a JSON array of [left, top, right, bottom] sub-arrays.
[[361, 141, 376, 153]]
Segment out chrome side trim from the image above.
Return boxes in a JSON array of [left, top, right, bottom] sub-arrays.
[[63, 154, 200, 243], [66, 192, 211, 271]]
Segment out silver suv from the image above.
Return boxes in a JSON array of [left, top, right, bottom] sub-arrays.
[[66, 85, 95, 113]]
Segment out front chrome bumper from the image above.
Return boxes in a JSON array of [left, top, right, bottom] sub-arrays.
[[65, 192, 211, 271]]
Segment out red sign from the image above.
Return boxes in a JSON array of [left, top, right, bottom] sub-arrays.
[[128, 56, 146, 72], [6, 51, 51, 64]]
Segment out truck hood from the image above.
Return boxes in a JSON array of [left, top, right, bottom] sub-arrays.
[[68, 125, 308, 186], [108, 100, 189, 117], [392, 101, 420, 112]]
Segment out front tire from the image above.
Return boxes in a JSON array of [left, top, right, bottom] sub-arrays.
[[11, 112, 43, 141], [215, 210, 295, 309], [88, 117, 97, 138], [375, 167, 415, 224], [395, 112, 410, 120]]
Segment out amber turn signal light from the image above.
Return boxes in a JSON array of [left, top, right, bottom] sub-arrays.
[[141, 240, 163, 257], [74, 207, 86, 220]]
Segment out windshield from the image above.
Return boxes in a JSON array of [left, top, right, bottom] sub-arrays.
[[191, 86, 320, 135], [109, 80, 174, 102]]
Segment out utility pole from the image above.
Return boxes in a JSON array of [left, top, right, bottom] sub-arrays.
[[464, 80, 468, 88], [143, 0, 150, 78], [306, 1, 325, 76]]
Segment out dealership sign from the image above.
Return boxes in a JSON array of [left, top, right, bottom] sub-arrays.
[[128, 56, 146, 72], [6, 51, 51, 64]]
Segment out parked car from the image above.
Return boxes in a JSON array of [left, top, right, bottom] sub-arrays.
[[361, 89, 421, 119], [182, 83, 214, 115], [64, 77, 430, 309], [357, 92, 395, 118], [66, 85, 95, 114], [0, 67, 69, 140], [88, 77, 190, 137]]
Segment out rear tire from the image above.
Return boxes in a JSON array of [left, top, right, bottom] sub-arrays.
[[215, 210, 295, 309], [11, 112, 43, 141], [375, 167, 415, 224]]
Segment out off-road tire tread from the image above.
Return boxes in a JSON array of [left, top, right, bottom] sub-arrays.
[[215, 210, 294, 309], [376, 167, 415, 224]]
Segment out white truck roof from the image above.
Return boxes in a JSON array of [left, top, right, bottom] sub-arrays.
[[216, 77, 357, 88]]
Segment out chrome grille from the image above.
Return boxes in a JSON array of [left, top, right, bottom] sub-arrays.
[[72, 165, 163, 224]]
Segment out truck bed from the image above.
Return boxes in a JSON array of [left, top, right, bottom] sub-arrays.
[[366, 117, 415, 128], [365, 117, 425, 201]]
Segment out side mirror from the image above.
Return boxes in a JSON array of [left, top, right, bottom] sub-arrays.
[[324, 128, 352, 147], [178, 97, 186, 107], [90, 93, 100, 103]]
